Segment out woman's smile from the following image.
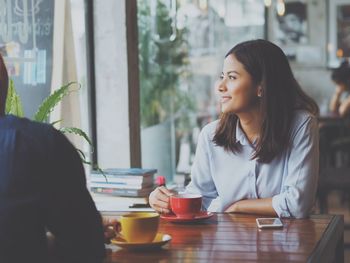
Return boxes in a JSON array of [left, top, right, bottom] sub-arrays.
[[220, 96, 232, 103]]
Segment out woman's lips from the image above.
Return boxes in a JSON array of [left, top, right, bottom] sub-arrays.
[[220, 96, 232, 103]]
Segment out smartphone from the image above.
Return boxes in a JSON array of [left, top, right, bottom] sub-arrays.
[[256, 218, 283, 229]]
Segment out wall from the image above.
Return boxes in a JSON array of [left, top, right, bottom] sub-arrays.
[[268, 0, 334, 111], [51, 0, 82, 149], [94, 0, 131, 168]]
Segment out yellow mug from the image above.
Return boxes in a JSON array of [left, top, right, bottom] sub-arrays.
[[120, 212, 159, 243]]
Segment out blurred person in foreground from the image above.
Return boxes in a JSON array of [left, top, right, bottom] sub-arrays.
[[0, 53, 117, 263], [149, 39, 319, 219]]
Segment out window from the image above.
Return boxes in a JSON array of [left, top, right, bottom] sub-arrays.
[[0, 0, 54, 117], [138, 0, 265, 184], [1, 0, 92, 169]]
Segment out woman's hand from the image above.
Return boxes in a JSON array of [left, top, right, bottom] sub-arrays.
[[149, 186, 174, 214], [102, 218, 120, 244]]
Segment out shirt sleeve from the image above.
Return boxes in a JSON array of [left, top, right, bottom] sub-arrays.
[[185, 128, 218, 210], [272, 116, 319, 218], [43, 128, 105, 263]]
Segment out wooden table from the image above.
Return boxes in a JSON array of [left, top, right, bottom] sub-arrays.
[[102, 213, 343, 263]]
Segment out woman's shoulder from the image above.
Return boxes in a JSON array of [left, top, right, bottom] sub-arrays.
[[201, 120, 219, 136], [197, 120, 220, 145], [290, 110, 317, 137], [293, 110, 317, 124]]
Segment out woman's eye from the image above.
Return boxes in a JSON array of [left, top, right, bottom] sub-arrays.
[[228, 75, 236, 80], [219, 75, 224, 80]]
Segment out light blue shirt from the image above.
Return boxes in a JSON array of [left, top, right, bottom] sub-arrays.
[[185, 110, 319, 218]]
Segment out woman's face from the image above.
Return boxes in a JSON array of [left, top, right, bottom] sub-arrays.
[[215, 54, 260, 114]]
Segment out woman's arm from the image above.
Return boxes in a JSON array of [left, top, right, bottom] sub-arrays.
[[185, 126, 218, 209], [329, 86, 344, 113], [338, 96, 350, 117], [226, 115, 319, 218], [225, 198, 277, 216], [271, 116, 319, 218]]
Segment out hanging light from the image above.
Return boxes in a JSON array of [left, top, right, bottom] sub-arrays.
[[276, 0, 285, 16]]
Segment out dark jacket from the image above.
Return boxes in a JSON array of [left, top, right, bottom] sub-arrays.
[[0, 115, 105, 263]]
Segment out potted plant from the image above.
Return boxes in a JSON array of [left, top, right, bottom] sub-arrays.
[[5, 80, 98, 170]]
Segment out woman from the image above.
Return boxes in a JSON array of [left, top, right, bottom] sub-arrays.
[[149, 39, 319, 218], [329, 60, 350, 117]]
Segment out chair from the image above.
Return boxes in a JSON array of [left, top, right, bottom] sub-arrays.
[[318, 122, 350, 213]]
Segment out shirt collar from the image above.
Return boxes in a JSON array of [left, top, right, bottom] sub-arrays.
[[235, 120, 249, 145], [235, 120, 257, 146]]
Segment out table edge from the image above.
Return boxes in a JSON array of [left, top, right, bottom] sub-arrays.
[[307, 215, 344, 263]]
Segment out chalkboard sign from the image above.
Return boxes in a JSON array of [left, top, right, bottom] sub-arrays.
[[0, 0, 54, 118]]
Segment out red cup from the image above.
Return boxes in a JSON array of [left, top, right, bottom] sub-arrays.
[[170, 194, 202, 219]]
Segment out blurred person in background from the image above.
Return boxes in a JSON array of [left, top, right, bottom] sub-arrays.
[[329, 60, 350, 117]]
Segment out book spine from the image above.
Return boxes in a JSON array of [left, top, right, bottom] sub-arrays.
[[90, 177, 145, 184], [103, 169, 157, 175], [90, 187, 152, 197], [90, 173, 154, 179], [89, 182, 152, 189]]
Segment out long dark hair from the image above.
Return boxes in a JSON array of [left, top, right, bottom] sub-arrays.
[[213, 39, 319, 163], [0, 53, 8, 116]]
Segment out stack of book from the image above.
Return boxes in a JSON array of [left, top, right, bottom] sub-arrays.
[[90, 168, 157, 197]]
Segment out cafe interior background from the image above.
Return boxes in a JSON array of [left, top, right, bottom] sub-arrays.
[[1, 0, 350, 252]]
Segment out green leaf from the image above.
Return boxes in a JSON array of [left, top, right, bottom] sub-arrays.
[[34, 82, 79, 122], [5, 79, 104, 175], [51, 119, 62, 126], [60, 127, 93, 148], [76, 148, 86, 160], [5, 79, 15, 114], [5, 79, 24, 117], [93, 165, 106, 181], [81, 159, 92, 165], [11, 93, 24, 117]]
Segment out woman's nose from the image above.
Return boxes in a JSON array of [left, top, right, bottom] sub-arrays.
[[216, 79, 227, 93]]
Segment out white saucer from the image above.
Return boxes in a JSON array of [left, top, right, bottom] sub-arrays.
[[111, 233, 171, 250]]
